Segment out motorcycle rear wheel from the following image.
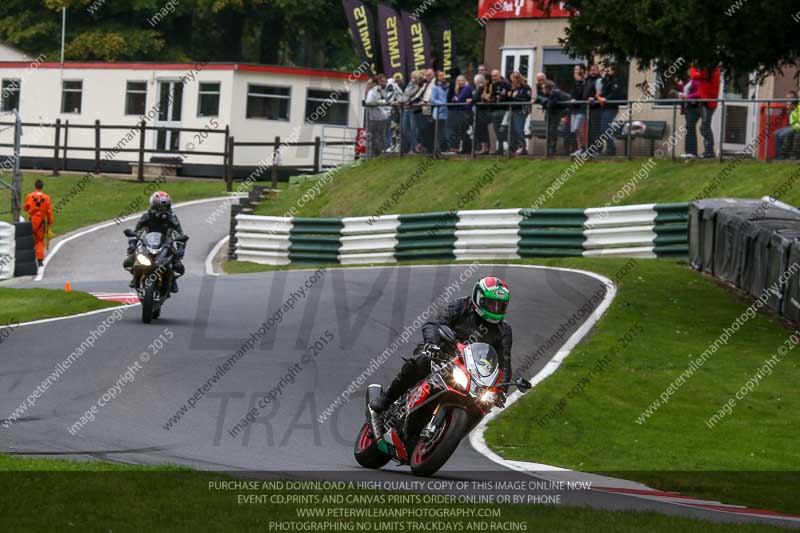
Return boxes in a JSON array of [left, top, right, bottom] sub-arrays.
[[410, 407, 469, 477], [353, 422, 390, 469]]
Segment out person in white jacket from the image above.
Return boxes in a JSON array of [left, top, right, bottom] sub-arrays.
[[365, 75, 391, 158]]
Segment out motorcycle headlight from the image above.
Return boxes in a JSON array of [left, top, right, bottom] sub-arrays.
[[136, 254, 152, 266], [451, 366, 469, 390], [479, 390, 496, 405]]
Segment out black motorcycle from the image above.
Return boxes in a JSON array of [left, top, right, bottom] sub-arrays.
[[123, 229, 188, 324]]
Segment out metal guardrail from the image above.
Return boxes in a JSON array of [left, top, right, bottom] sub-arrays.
[[233, 203, 689, 265], [0, 222, 15, 280]]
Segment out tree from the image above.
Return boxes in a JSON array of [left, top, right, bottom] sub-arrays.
[[541, 0, 799, 79]]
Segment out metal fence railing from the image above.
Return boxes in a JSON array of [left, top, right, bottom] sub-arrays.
[[362, 98, 800, 163]]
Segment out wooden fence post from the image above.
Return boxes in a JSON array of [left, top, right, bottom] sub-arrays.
[[94, 119, 101, 174], [226, 136, 235, 193], [137, 120, 146, 183], [52, 119, 61, 176], [63, 120, 70, 172], [314, 136, 322, 173], [271, 136, 280, 190]]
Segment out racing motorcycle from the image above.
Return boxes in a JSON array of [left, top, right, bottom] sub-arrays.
[[354, 325, 532, 477], [123, 229, 188, 324]]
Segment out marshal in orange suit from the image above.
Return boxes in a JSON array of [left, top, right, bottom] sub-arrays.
[[22, 179, 54, 266]]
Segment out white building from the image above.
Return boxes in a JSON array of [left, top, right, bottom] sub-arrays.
[[0, 41, 30, 61], [0, 60, 368, 178]]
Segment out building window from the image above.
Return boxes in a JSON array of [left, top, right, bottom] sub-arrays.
[[305, 89, 349, 125], [198, 82, 221, 117], [61, 80, 83, 114], [501, 49, 534, 80], [0, 79, 21, 112], [125, 81, 147, 115], [246, 84, 291, 120]]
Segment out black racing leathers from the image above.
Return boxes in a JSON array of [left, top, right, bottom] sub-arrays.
[[381, 297, 513, 405], [124, 210, 186, 277]]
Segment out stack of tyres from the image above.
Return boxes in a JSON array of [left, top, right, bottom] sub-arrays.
[[13, 222, 38, 277], [689, 199, 763, 274], [782, 241, 800, 322], [0, 222, 13, 280], [743, 218, 800, 301], [766, 229, 800, 313]]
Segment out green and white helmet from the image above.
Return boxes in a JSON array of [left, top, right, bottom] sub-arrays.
[[472, 276, 510, 324]]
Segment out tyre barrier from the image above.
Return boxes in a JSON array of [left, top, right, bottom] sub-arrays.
[[0, 222, 14, 280], [689, 198, 800, 319], [12, 222, 37, 277], [234, 203, 689, 266]]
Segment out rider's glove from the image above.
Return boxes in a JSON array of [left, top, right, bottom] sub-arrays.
[[423, 343, 444, 360], [495, 392, 507, 408]]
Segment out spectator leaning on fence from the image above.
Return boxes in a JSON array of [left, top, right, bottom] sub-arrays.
[[596, 65, 624, 156], [680, 68, 702, 159], [693, 65, 721, 158], [450, 74, 473, 154], [541, 81, 571, 156], [583, 64, 602, 148], [509, 71, 532, 156], [568, 64, 587, 156], [486, 69, 512, 155], [413, 69, 436, 154], [384, 75, 403, 151], [365, 75, 391, 158], [432, 70, 450, 153], [775, 91, 799, 160], [400, 71, 420, 154], [473, 74, 490, 154]]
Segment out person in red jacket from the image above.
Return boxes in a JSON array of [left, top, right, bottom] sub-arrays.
[[691, 66, 721, 158], [22, 179, 54, 267]]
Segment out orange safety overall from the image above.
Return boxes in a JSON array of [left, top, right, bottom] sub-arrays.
[[22, 190, 54, 261]]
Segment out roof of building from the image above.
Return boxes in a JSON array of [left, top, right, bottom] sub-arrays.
[[0, 60, 369, 80]]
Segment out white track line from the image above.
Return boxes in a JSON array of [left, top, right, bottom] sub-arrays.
[[36, 196, 236, 282], [12, 302, 140, 329], [205, 236, 230, 276]]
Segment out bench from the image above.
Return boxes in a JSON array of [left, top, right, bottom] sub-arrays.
[[614, 120, 668, 156], [129, 156, 183, 179]]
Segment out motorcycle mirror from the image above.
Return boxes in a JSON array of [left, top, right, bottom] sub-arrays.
[[123, 229, 136, 238], [437, 325, 457, 344], [515, 378, 532, 393]]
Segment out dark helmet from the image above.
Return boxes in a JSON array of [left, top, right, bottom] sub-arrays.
[[472, 276, 510, 324]]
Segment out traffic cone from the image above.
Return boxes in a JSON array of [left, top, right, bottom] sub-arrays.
[[65, 282, 71, 293]]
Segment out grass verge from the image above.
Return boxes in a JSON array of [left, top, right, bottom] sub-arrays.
[[0, 454, 789, 532], [0, 288, 119, 324], [1, 173, 235, 236], [253, 159, 800, 218]]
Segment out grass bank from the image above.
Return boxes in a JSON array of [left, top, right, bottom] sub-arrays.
[[1, 174, 234, 236], [0, 454, 788, 532], [480, 258, 800, 514], [253, 159, 799, 218], [0, 288, 119, 324]]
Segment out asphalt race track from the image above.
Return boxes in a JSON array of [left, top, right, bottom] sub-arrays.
[[1, 199, 797, 528]]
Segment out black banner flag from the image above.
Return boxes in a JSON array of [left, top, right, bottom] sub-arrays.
[[401, 10, 431, 74], [377, 4, 406, 80], [342, 0, 377, 75]]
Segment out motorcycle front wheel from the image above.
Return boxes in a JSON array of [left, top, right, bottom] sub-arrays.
[[410, 407, 469, 477], [353, 422, 390, 469], [141, 280, 156, 324]]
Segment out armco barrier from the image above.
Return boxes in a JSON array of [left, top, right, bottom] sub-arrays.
[[0, 222, 14, 280], [235, 203, 688, 265]]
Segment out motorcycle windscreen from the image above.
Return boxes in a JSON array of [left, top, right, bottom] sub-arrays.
[[144, 232, 165, 252], [464, 343, 500, 388]]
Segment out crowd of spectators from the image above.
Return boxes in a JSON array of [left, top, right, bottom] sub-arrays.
[[362, 63, 798, 160]]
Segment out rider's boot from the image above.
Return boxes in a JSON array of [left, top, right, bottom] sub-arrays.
[[369, 359, 420, 412], [171, 278, 179, 293]]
